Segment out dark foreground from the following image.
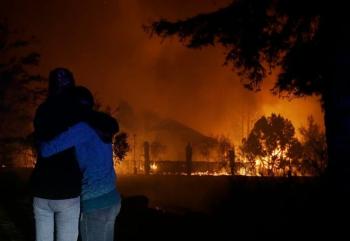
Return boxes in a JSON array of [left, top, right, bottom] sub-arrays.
[[0, 168, 349, 241]]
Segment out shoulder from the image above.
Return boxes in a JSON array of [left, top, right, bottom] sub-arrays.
[[34, 98, 59, 120], [70, 122, 94, 132]]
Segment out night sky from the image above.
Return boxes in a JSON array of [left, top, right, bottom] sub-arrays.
[[1, 0, 323, 144]]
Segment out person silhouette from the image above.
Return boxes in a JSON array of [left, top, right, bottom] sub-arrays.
[[39, 86, 121, 241], [31, 67, 82, 241]]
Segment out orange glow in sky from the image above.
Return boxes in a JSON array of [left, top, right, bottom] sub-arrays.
[[1, 0, 324, 145]]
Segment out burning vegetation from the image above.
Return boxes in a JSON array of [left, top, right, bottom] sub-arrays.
[[113, 106, 326, 177], [2, 97, 326, 178]]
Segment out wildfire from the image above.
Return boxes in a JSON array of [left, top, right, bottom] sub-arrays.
[[189, 169, 230, 176], [151, 162, 158, 171], [114, 144, 309, 176]]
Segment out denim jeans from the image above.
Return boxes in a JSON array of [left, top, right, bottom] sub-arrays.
[[79, 203, 121, 241], [33, 197, 80, 241]]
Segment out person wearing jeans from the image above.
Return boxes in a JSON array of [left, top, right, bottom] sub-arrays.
[[40, 87, 121, 241], [80, 202, 121, 241], [31, 68, 82, 241], [33, 197, 80, 241]]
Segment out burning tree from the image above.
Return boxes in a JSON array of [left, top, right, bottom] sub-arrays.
[[240, 114, 302, 176]]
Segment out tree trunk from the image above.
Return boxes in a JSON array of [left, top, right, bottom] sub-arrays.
[[323, 3, 350, 194], [323, 83, 350, 192]]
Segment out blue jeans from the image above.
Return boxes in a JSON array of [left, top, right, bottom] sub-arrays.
[[33, 197, 80, 241], [79, 203, 121, 241]]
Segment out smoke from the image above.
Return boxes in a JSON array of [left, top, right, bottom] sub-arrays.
[[96, 0, 265, 145], [1, 0, 324, 146]]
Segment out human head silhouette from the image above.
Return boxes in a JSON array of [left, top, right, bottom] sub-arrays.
[[48, 67, 75, 96]]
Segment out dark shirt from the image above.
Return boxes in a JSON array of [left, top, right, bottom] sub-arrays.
[[30, 93, 82, 199]]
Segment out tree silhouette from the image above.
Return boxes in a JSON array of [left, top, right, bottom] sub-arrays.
[[147, 0, 350, 182], [113, 132, 130, 162], [0, 21, 44, 167], [241, 114, 302, 176], [299, 116, 327, 175]]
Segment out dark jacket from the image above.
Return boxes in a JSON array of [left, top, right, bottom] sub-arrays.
[[30, 94, 82, 199]]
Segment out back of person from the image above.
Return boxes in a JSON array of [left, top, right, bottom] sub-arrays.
[[31, 67, 82, 241], [31, 90, 82, 199], [75, 121, 119, 208], [31, 149, 81, 199]]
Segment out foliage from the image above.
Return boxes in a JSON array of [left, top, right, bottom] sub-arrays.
[[299, 116, 327, 175], [147, 0, 324, 97], [113, 132, 130, 162], [240, 113, 302, 176], [0, 21, 45, 166]]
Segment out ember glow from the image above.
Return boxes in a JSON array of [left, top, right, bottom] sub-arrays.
[[190, 169, 230, 176], [150, 163, 158, 171]]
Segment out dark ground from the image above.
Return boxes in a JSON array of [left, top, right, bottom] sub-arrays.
[[0, 168, 348, 241]]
